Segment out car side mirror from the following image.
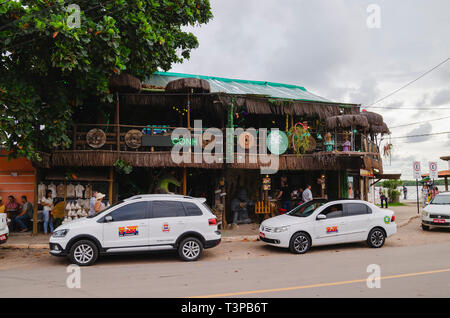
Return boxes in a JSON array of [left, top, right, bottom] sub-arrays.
[[105, 215, 113, 223], [316, 214, 326, 220]]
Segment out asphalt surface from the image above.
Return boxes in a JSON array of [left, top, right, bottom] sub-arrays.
[[1, 237, 450, 298]]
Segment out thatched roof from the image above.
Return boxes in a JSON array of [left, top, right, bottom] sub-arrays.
[[369, 122, 390, 135], [325, 114, 369, 130], [165, 78, 210, 93], [360, 111, 384, 126], [360, 111, 390, 135], [110, 73, 142, 93]]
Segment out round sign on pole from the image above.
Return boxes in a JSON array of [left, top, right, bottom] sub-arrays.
[[413, 161, 421, 179], [429, 161, 438, 179]]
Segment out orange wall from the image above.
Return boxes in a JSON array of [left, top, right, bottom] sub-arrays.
[[0, 151, 36, 203]]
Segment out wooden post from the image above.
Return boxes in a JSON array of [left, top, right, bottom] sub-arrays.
[[73, 124, 77, 150], [445, 176, 448, 192], [32, 169, 39, 235], [115, 93, 120, 151], [182, 168, 187, 195], [338, 170, 341, 198], [109, 167, 114, 204]]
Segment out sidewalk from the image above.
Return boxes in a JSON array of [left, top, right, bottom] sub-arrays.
[[1, 203, 420, 250]]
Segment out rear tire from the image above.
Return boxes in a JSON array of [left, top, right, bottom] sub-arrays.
[[367, 228, 385, 248], [422, 224, 430, 231], [178, 237, 203, 261], [289, 232, 311, 254], [69, 240, 99, 266]]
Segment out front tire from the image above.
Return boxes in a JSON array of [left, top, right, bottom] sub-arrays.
[[367, 228, 385, 248], [289, 232, 311, 254], [69, 240, 99, 266], [178, 237, 203, 261]]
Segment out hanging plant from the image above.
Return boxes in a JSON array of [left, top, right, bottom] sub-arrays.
[[287, 122, 316, 155], [114, 159, 133, 175]]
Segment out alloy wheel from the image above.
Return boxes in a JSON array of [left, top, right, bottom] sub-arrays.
[[293, 235, 309, 253], [182, 240, 201, 260], [370, 230, 384, 247], [73, 244, 94, 264]]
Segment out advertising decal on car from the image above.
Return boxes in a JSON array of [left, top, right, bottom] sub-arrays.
[[162, 223, 170, 232], [326, 226, 338, 233], [118, 226, 139, 237]]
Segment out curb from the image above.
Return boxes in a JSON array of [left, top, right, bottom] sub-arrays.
[[1, 236, 261, 250], [398, 215, 420, 228]]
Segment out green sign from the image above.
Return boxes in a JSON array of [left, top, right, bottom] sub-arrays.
[[267, 130, 288, 155], [171, 137, 198, 146]]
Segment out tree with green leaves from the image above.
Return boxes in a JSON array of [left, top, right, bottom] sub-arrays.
[[0, 0, 212, 160]]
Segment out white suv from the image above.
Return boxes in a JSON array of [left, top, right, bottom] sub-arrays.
[[0, 213, 8, 245], [49, 194, 221, 266]]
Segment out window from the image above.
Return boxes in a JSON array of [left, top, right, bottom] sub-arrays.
[[152, 201, 186, 218], [289, 199, 328, 217], [320, 204, 343, 219], [108, 202, 148, 222], [183, 202, 203, 216], [345, 203, 371, 216]]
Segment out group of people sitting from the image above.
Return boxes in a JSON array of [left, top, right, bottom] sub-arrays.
[[0, 195, 34, 232], [0, 190, 107, 235]]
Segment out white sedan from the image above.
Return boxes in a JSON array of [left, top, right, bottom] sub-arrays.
[[259, 199, 396, 254], [0, 213, 8, 245], [422, 192, 450, 230]]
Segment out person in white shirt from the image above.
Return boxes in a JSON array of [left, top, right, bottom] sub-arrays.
[[41, 190, 54, 234], [89, 191, 98, 216], [302, 185, 313, 202]]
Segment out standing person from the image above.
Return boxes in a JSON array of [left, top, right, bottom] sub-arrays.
[[434, 186, 439, 197], [41, 190, 54, 235], [94, 193, 106, 213], [89, 191, 98, 216], [302, 185, 313, 202], [403, 186, 408, 200], [5, 195, 20, 231], [14, 196, 33, 232], [422, 185, 428, 207], [379, 189, 387, 208], [276, 178, 291, 211]]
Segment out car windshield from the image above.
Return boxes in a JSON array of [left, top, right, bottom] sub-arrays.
[[86, 200, 124, 218], [430, 195, 450, 205], [288, 200, 327, 217]]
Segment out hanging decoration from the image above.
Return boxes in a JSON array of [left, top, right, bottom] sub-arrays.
[[86, 128, 106, 148], [287, 122, 316, 155], [172, 105, 188, 116]]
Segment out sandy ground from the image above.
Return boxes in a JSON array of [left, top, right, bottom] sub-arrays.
[[1, 217, 449, 271]]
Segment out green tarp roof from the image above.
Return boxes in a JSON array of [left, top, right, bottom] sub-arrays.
[[144, 71, 335, 104]]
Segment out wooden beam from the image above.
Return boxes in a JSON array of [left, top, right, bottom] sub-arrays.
[[109, 166, 114, 204], [32, 169, 38, 235]]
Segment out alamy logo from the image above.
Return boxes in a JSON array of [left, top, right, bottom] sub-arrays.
[[66, 264, 81, 289], [366, 264, 381, 288]]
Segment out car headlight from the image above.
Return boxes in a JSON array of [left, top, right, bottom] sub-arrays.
[[52, 229, 69, 238], [274, 226, 290, 233], [422, 211, 428, 218]]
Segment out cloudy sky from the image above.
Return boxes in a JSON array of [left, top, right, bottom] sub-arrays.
[[170, 0, 450, 179]]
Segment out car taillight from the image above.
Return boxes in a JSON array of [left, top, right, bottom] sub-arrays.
[[391, 215, 395, 222], [208, 218, 217, 226]]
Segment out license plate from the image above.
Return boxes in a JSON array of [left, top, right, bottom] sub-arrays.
[[0, 235, 6, 241], [433, 219, 446, 224], [259, 232, 265, 239]]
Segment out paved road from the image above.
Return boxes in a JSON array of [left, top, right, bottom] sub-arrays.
[[1, 239, 450, 298]]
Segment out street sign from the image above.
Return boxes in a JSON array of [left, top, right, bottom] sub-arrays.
[[429, 161, 438, 179], [413, 161, 421, 179]]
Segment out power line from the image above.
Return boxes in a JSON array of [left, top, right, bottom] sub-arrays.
[[365, 106, 450, 110], [366, 57, 450, 107], [388, 130, 450, 140], [389, 115, 450, 129]]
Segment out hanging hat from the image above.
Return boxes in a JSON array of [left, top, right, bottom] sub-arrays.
[[96, 193, 105, 200]]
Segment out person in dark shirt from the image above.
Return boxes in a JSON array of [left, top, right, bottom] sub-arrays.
[[14, 195, 33, 232], [277, 177, 291, 211]]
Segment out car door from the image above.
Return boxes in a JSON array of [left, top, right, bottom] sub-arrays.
[[313, 203, 347, 246], [148, 200, 189, 246], [102, 201, 150, 249], [342, 203, 372, 242]]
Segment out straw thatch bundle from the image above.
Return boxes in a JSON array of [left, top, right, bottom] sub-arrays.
[[165, 78, 211, 93], [360, 111, 384, 126], [325, 114, 369, 130], [369, 122, 390, 135], [110, 73, 142, 93]]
